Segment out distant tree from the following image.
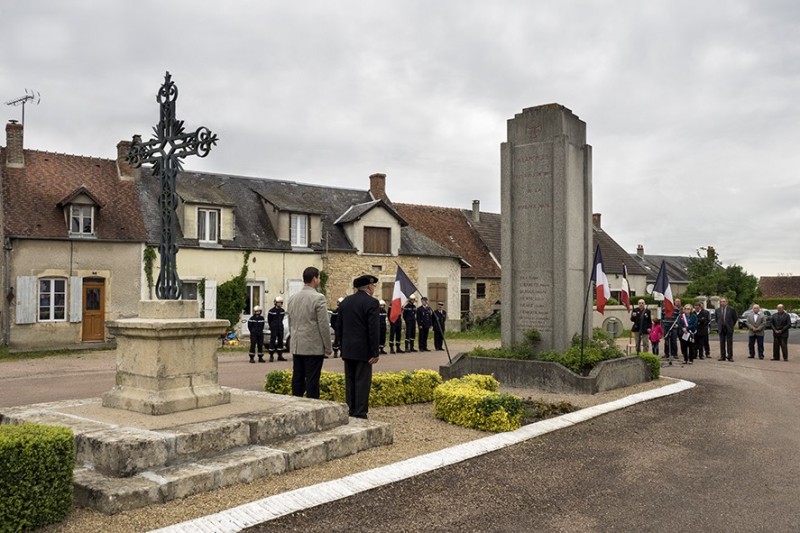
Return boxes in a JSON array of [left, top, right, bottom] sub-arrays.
[[685, 247, 759, 311]]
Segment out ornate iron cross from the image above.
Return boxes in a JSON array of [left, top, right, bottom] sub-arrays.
[[127, 71, 218, 300]]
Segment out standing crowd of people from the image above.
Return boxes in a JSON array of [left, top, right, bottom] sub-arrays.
[[251, 266, 449, 419], [632, 297, 791, 364]]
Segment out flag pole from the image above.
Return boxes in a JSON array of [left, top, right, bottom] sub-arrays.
[[580, 270, 594, 368]]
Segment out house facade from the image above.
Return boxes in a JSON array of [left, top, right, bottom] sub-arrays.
[[0, 122, 146, 349]]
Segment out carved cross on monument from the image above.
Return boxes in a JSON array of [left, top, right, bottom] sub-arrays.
[[127, 71, 218, 299]]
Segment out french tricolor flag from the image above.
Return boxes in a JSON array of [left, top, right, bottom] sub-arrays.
[[620, 264, 631, 312], [592, 245, 611, 315], [653, 261, 674, 316], [390, 266, 419, 323]]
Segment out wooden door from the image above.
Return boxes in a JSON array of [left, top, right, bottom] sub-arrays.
[[82, 280, 105, 342]]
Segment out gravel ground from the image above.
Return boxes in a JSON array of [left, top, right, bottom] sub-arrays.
[[40, 378, 671, 533]]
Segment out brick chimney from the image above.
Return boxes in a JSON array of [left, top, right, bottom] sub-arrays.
[[116, 140, 139, 181], [369, 173, 387, 201], [637, 244, 644, 257], [5, 120, 24, 168], [592, 213, 601, 228], [472, 200, 480, 223]]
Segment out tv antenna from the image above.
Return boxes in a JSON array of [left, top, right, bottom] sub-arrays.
[[5, 89, 41, 125]]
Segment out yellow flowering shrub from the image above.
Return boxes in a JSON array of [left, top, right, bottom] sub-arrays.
[[433, 375, 523, 432], [264, 369, 443, 407]]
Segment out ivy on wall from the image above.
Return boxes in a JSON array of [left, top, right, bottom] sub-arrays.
[[216, 250, 252, 327], [143, 246, 156, 300]]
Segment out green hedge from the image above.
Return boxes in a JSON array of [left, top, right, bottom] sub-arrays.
[[264, 369, 443, 406], [433, 374, 524, 433], [0, 424, 74, 532], [638, 353, 661, 380], [754, 298, 800, 312]]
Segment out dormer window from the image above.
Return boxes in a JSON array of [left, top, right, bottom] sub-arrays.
[[58, 186, 102, 239], [198, 208, 220, 243], [70, 205, 95, 236], [290, 213, 309, 247]]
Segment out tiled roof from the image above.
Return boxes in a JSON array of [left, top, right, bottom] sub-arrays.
[[1, 149, 146, 241], [394, 203, 500, 278], [594, 228, 648, 276], [139, 170, 456, 258], [758, 276, 800, 299], [466, 210, 502, 263], [334, 199, 406, 226], [629, 253, 692, 284]]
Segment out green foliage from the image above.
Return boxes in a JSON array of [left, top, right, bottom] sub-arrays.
[[198, 278, 206, 318], [264, 369, 443, 406], [143, 246, 157, 298], [0, 424, 74, 531], [521, 399, 577, 422], [216, 250, 252, 327], [319, 270, 329, 297], [685, 247, 760, 311], [638, 353, 661, 380], [754, 298, 800, 312], [433, 375, 524, 432]]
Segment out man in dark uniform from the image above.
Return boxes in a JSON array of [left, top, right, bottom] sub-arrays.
[[403, 295, 417, 352], [336, 274, 380, 419], [389, 306, 404, 354], [694, 301, 710, 359], [330, 297, 344, 358], [378, 300, 388, 354], [247, 306, 266, 363], [416, 296, 432, 351], [630, 299, 652, 354], [433, 302, 447, 351], [267, 296, 287, 362]]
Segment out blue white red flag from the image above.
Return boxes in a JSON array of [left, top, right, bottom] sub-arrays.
[[620, 264, 631, 312], [653, 261, 674, 316], [390, 266, 419, 323], [592, 245, 611, 315]]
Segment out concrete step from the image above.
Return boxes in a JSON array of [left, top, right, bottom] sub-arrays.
[[73, 417, 393, 514]]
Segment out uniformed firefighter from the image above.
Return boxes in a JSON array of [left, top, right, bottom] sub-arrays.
[[416, 296, 432, 351], [403, 296, 417, 352], [330, 297, 344, 358], [267, 296, 287, 362], [247, 306, 266, 363], [378, 300, 388, 354]]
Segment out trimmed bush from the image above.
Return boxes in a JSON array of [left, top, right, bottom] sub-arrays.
[[433, 374, 524, 433], [0, 424, 74, 531], [638, 353, 661, 380], [264, 369, 443, 407]]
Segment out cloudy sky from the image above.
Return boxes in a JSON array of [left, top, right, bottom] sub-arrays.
[[2, 1, 798, 277]]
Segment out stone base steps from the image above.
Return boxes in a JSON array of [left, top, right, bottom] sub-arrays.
[[73, 418, 392, 514], [0, 389, 393, 514]]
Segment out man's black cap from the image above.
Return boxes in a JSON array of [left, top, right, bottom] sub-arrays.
[[353, 274, 379, 288]]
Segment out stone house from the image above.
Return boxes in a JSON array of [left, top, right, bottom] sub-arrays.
[[0, 121, 146, 349], [138, 171, 462, 333], [629, 244, 691, 297], [393, 200, 501, 322]]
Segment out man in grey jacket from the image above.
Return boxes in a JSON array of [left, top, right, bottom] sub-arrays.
[[286, 266, 333, 398]]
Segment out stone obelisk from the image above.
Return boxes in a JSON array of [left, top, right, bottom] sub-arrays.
[[500, 104, 592, 353]]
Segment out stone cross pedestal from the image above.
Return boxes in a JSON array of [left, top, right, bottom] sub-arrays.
[[501, 104, 592, 353], [102, 300, 230, 415]]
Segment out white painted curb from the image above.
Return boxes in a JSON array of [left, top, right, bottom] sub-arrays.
[[151, 379, 695, 533]]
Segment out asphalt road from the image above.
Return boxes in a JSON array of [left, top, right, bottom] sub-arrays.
[[0, 340, 484, 408]]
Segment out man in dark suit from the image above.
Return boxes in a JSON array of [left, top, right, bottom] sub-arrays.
[[715, 297, 737, 361], [694, 301, 710, 360], [771, 304, 791, 361], [336, 274, 380, 419], [630, 299, 652, 354]]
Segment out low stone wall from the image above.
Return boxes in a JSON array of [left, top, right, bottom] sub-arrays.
[[439, 353, 650, 394]]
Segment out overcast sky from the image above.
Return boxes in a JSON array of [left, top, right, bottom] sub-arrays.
[[2, 1, 798, 278]]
